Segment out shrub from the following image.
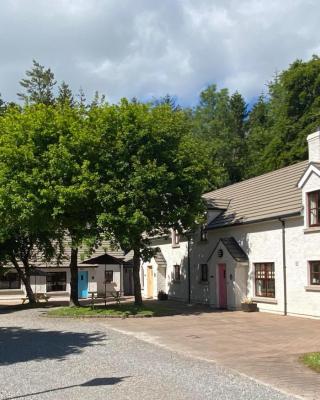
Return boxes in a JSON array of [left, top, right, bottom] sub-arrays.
[[158, 290, 168, 301]]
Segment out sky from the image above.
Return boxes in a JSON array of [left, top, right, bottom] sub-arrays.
[[0, 0, 319, 106]]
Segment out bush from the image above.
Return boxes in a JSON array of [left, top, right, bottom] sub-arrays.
[[158, 290, 168, 301]]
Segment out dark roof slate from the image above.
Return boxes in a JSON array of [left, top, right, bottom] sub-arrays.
[[220, 237, 248, 262]]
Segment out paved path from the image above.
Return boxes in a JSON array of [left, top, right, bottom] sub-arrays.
[[103, 307, 320, 400], [0, 308, 296, 400]]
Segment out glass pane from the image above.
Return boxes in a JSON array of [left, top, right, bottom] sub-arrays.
[[309, 192, 318, 225]]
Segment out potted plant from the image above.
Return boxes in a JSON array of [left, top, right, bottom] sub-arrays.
[[241, 297, 258, 312], [157, 290, 168, 301]]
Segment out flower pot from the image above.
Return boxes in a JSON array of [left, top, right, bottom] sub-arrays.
[[241, 303, 258, 312]]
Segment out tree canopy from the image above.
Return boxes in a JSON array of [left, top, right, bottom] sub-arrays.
[[1, 55, 320, 304]]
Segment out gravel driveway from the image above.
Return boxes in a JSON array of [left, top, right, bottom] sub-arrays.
[[0, 308, 297, 400]]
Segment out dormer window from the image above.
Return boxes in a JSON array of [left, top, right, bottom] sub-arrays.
[[308, 190, 320, 226], [172, 230, 180, 247]]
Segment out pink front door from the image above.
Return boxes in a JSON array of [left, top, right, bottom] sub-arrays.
[[218, 263, 227, 309]]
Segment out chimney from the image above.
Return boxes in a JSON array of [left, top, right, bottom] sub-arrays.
[[307, 129, 320, 163]]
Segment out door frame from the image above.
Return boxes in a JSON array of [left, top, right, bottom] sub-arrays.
[[218, 263, 227, 309]]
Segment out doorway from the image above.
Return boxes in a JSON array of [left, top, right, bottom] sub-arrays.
[[78, 271, 88, 299], [124, 267, 133, 295], [218, 263, 227, 309], [147, 266, 154, 298]]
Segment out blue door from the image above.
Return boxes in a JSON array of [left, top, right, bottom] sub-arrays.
[[78, 271, 88, 298]]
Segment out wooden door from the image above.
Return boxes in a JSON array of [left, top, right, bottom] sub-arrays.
[[147, 266, 153, 298], [218, 264, 227, 309]]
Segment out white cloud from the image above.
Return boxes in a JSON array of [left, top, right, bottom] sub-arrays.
[[0, 0, 319, 105]]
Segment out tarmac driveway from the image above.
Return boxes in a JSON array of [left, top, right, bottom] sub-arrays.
[[103, 305, 320, 399], [0, 306, 298, 400]]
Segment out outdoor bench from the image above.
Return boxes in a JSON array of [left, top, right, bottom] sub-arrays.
[[21, 293, 51, 304]]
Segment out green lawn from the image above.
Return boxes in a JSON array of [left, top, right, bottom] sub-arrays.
[[300, 352, 320, 373], [46, 302, 174, 318]]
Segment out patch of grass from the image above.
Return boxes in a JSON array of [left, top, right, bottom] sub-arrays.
[[300, 352, 320, 373], [46, 302, 174, 318]]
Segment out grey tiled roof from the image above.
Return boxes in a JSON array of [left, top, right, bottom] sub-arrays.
[[204, 160, 308, 228], [207, 237, 248, 263], [154, 249, 167, 267], [31, 240, 129, 269], [220, 237, 248, 262]]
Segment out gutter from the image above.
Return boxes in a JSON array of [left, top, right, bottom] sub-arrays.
[[206, 211, 301, 231], [279, 218, 287, 316]]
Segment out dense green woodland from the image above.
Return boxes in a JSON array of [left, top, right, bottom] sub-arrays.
[[0, 56, 319, 305]]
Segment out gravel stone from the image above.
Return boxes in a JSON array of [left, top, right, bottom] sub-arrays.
[[0, 308, 298, 400]]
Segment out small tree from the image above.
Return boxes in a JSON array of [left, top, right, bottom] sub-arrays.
[[57, 81, 75, 107], [18, 59, 56, 105], [97, 100, 208, 305]]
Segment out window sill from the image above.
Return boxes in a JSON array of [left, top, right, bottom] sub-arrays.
[[304, 227, 320, 234], [305, 285, 320, 292], [252, 297, 277, 304]]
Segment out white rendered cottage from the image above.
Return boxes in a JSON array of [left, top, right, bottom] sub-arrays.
[[0, 241, 134, 301], [141, 130, 320, 318]]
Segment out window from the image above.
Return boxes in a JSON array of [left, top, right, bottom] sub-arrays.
[[174, 265, 181, 281], [46, 272, 66, 292], [172, 230, 180, 247], [310, 261, 320, 285], [200, 264, 208, 282], [105, 270, 113, 283], [308, 190, 320, 226], [255, 263, 275, 298], [0, 273, 20, 290], [200, 225, 207, 241]]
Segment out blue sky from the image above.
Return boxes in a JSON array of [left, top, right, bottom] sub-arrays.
[[0, 0, 319, 107]]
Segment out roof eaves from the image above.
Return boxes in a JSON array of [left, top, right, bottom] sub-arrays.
[[206, 211, 302, 230]]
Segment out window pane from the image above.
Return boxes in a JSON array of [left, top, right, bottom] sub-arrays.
[[309, 191, 319, 225], [310, 261, 320, 285], [0, 273, 20, 290], [255, 263, 275, 298], [201, 264, 208, 281], [46, 272, 66, 292], [105, 271, 113, 283]]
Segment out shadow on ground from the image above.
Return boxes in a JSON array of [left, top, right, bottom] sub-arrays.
[[2, 376, 129, 400], [0, 299, 229, 317], [0, 326, 105, 365]]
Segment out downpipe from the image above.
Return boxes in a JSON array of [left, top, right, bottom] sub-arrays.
[[279, 218, 287, 316]]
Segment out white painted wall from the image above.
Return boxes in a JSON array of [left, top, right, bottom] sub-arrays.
[[94, 264, 122, 295], [0, 267, 98, 298], [146, 209, 320, 318]]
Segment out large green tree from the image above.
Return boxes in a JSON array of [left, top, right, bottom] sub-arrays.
[[97, 100, 208, 305], [0, 105, 61, 304], [246, 56, 320, 176], [192, 85, 248, 186], [44, 103, 102, 306]]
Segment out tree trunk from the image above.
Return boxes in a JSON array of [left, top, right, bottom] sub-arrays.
[[69, 247, 80, 307], [133, 247, 143, 306], [11, 257, 36, 305]]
